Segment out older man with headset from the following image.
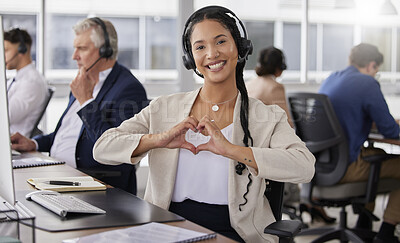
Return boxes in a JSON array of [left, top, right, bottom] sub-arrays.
[[11, 17, 148, 195]]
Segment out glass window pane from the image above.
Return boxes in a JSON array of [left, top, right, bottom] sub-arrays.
[[398, 28, 400, 73], [308, 24, 317, 71], [145, 16, 176, 69], [47, 14, 85, 69], [108, 17, 139, 69], [362, 27, 391, 72], [283, 23, 300, 70], [2, 14, 37, 62], [322, 24, 353, 71], [243, 21, 274, 70]]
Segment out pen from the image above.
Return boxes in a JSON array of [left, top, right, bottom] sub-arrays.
[[46, 181, 81, 186]]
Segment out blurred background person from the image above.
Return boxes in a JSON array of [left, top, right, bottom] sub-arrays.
[[319, 43, 400, 243], [246, 46, 293, 127], [247, 46, 336, 226], [4, 28, 47, 137]]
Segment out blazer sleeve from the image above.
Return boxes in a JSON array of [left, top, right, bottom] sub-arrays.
[[93, 98, 154, 166], [33, 132, 56, 152], [77, 79, 148, 143], [249, 110, 315, 184]]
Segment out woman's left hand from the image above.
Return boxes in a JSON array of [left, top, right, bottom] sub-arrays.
[[195, 115, 232, 155]]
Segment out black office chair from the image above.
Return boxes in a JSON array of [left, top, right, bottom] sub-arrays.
[[286, 92, 400, 243], [264, 180, 303, 243], [29, 86, 55, 138]]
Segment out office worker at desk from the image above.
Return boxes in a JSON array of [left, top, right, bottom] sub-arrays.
[[4, 28, 47, 137], [94, 6, 315, 242], [11, 17, 148, 195], [319, 43, 400, 243]]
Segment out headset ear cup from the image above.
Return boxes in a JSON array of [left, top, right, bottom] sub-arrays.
[[99, 45, 113, 58], [182, 53, 195, 70], [238, 39, 253, 62], [18, 44, 27, 54], [247, 40, 253, 56]]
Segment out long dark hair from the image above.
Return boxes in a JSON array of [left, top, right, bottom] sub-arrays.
[[184, 6, 254, 210]]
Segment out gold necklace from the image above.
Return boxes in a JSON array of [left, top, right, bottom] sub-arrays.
[[198, 91, 238, 112]]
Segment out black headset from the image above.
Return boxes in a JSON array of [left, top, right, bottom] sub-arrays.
[[89, 17, 113, 59], [182, 6, 253, 74], [15, 28, 27, 54], [281, 53, 287, 71]]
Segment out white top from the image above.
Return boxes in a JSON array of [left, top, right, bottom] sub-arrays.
[[7, 63, 47, 137], [172, 123, 233, 205], [49, 68, 111, 168]]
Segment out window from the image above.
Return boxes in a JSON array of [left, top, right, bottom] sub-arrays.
[[2, 14, 37, 62], [362, 27, 391, 72], [243, 21, 274, 70], [283, 23, 300, 71], [47, 14, 86, 69], [322, 24, 353, 71], [398, 28, 400, 73], [108, 17, 140, 69], [145, 16, 176, 70], [308, 24, 317, 71]]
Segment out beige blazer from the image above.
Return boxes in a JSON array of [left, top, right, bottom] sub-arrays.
[[93, 88, 315, 242]]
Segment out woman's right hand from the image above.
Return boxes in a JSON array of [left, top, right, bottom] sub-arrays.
[[155, 116, 199, 154]]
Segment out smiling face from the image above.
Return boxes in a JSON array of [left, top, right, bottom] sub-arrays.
[[190, 19, 238, 84]]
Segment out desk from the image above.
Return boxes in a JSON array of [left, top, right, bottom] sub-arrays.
[[13, 152, 236, 242], [368, 133, 400, 146]]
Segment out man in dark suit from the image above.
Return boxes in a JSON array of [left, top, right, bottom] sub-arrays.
[[11, 17, 148, 195]]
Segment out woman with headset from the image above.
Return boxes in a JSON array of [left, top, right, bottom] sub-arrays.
[[93, 6, 315, 242]]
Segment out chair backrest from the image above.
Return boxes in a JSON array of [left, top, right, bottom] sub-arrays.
[[29, 86, 55, 138], [265, 180, 284, 221], [287, 92, 349, 187]]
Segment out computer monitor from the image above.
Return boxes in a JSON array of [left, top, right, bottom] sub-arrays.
[[0, 15, 16, 206]]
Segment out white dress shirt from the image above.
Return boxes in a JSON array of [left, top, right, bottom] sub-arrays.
[[49, 68, 111, 168], [172, 123, 233, 205], [7, 63, 47, 137]]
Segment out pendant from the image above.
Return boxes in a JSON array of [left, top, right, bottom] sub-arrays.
[[212, 104, 219, 112]]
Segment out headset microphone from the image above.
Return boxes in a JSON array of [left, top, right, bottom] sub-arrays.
[[85, 56, 102, 72]]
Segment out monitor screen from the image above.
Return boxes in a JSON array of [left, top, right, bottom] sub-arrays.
[[0, 16, 16, 205]]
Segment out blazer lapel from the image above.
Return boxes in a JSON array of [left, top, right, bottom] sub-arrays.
[[229, 94, 247, 208], [78, 62, 120, 137], [95, 62, 120, 106], [165, 88, 201, 202]]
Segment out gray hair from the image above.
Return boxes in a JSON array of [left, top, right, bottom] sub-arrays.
[[73, 17, 118, 60]]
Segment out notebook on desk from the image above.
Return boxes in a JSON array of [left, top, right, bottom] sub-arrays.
[[27, 176, 106, 192], [12, 157, 65, 169], [63, 222, 216, 243]]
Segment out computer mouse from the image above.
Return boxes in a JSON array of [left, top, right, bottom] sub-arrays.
[[25, 190, 58, 201]]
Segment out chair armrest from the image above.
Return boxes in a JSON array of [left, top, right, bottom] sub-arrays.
[[264, 220, 302, 238], [355, 154, 399, 204]]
